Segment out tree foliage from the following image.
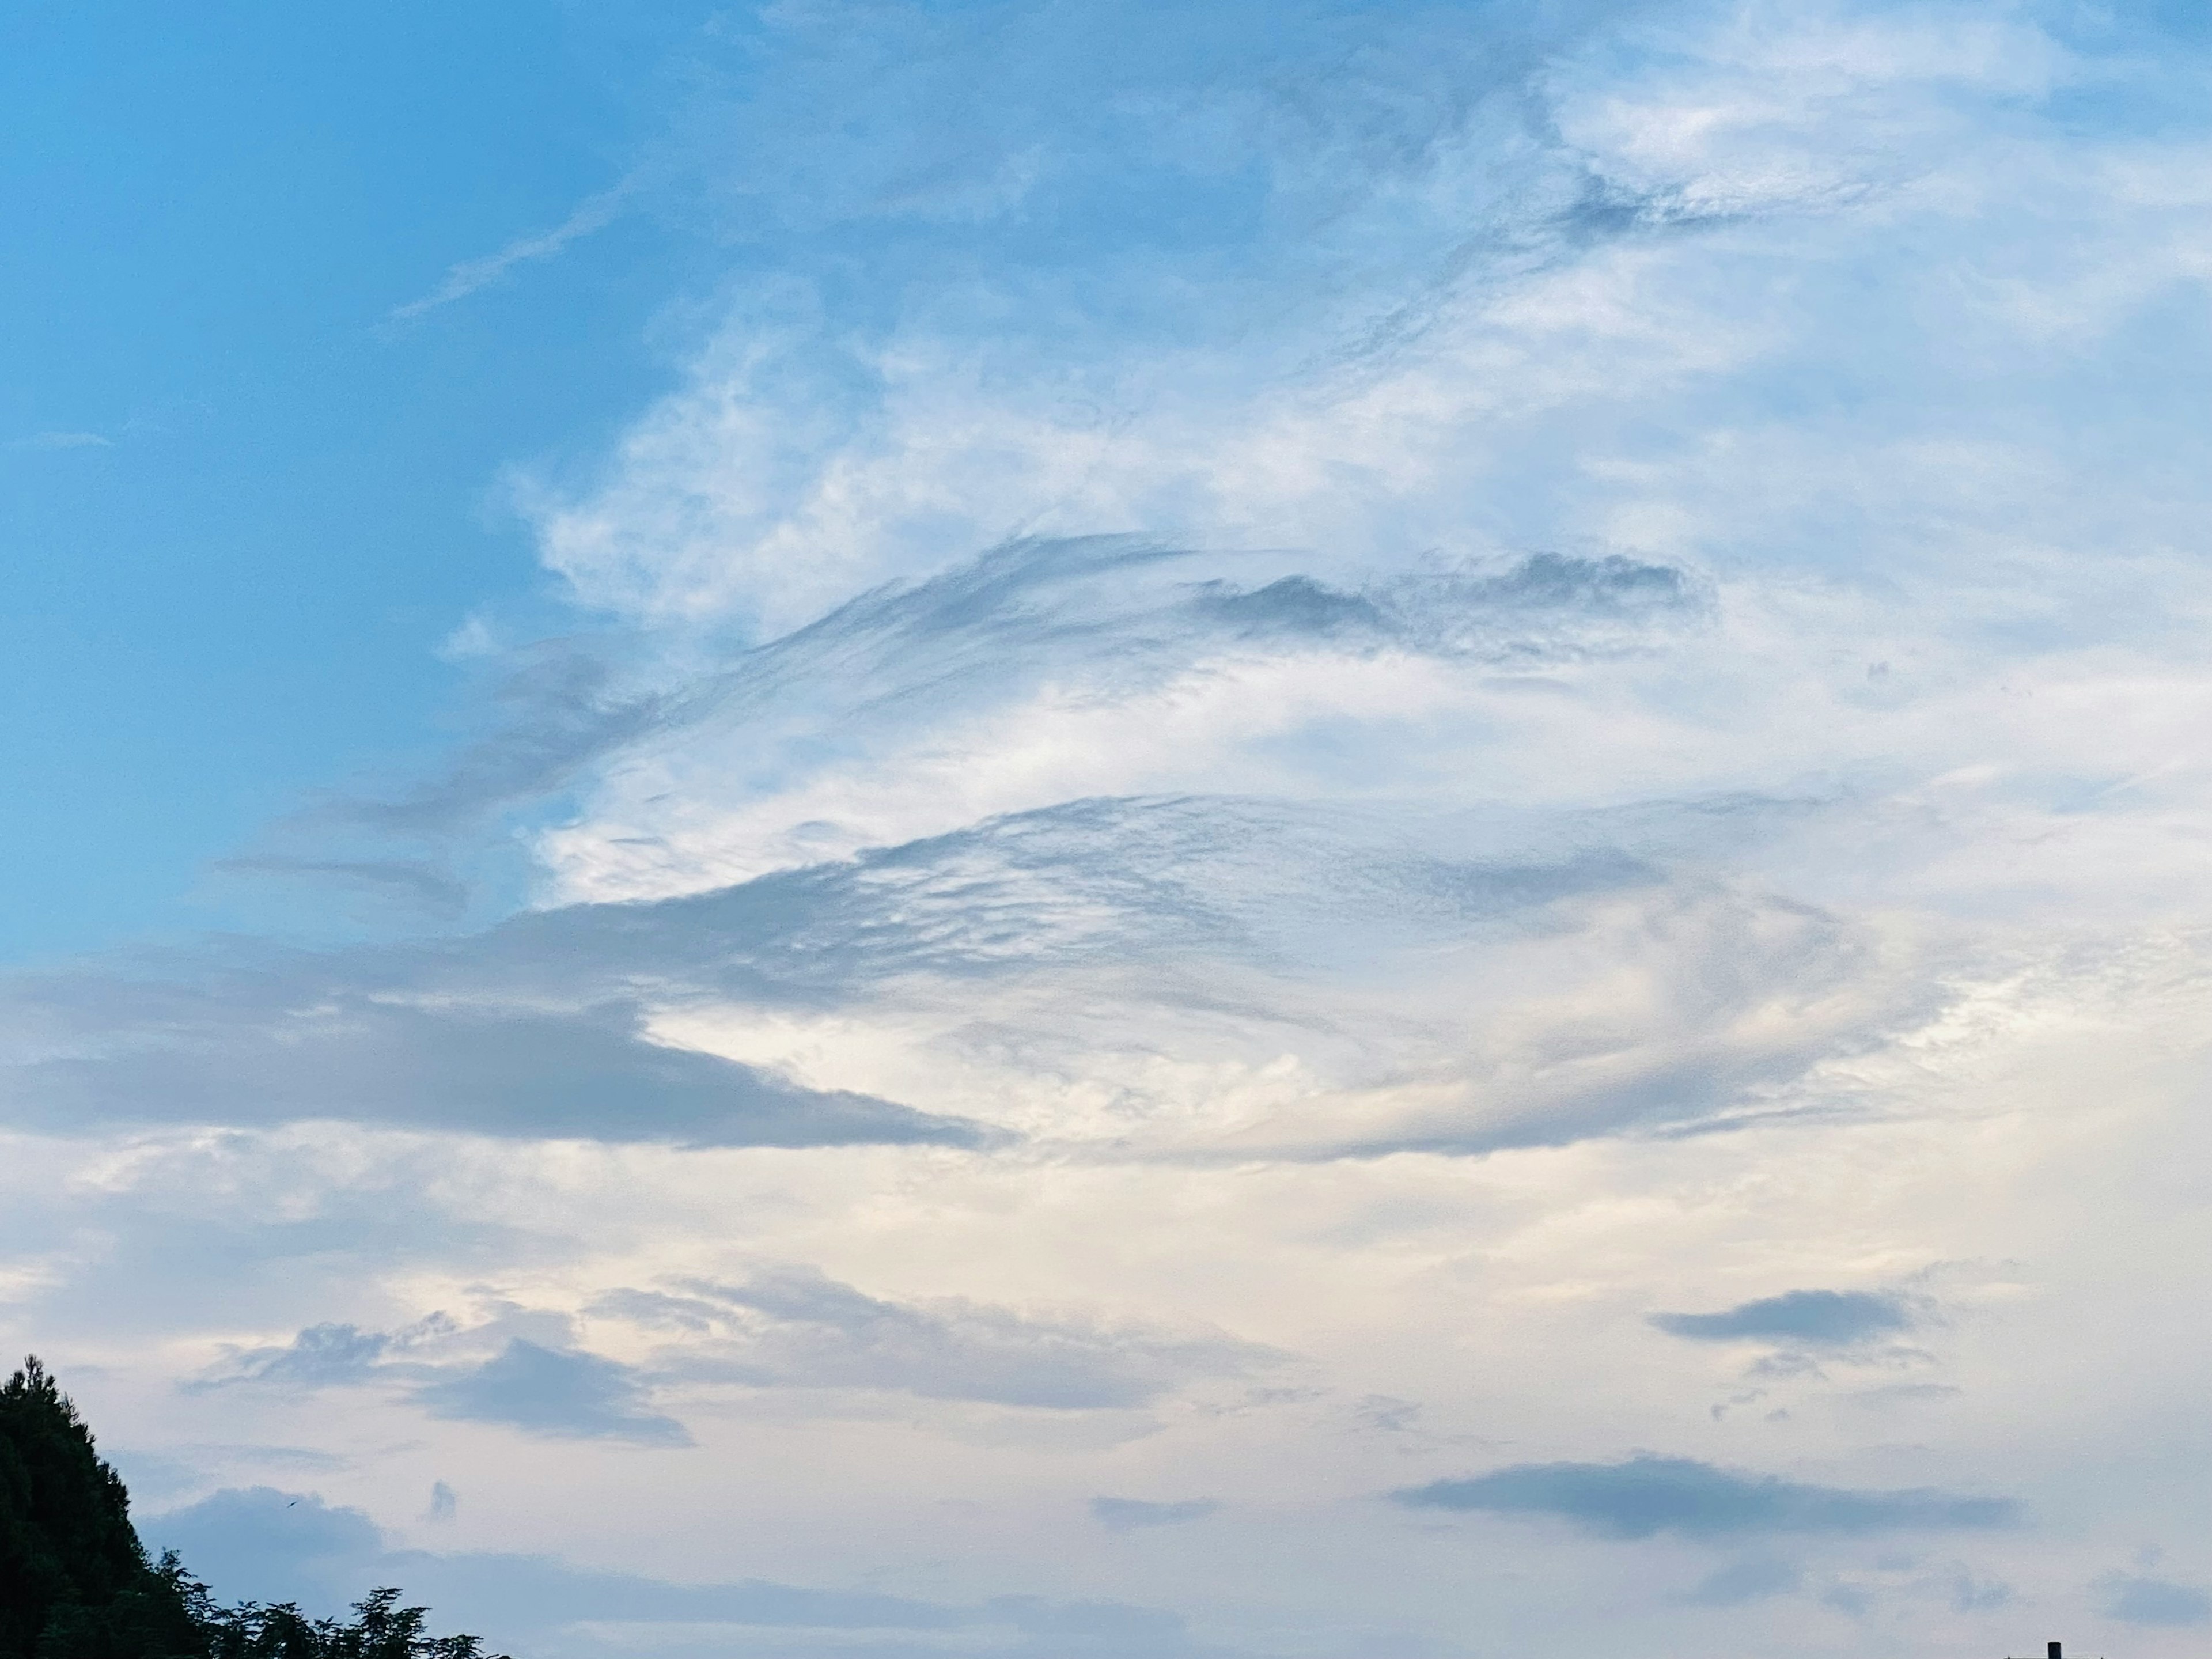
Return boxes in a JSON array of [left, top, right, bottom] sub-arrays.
[[0, 1358, 505, 1659], [175, 1582, 492, 1659]]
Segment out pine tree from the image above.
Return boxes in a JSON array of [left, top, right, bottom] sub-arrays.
[[0, 1358, 504, 1659], [0, 1355, 202, 1658]]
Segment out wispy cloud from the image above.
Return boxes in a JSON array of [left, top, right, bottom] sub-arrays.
[[607, 1265, 1281, 1409], [388, 184, 631, 323], [8, 430, 112, 450], [211, 855, 472, 915], [190, 1315, 456, 1393]]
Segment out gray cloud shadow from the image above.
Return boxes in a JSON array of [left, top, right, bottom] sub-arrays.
[[1, 985, 987, 1149], [1394, 1456, 2019, 1540], [413, 1339, 690, 1445], [1650, 1290, 1914, 1348]]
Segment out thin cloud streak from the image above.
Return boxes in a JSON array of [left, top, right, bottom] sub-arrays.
[[7, 430, 112, 450], [388, 184, 632, 323], [1395, 1457, 2020, 1539]]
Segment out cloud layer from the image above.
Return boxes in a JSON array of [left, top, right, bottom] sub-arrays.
[[9, 0, 2212, 1654]]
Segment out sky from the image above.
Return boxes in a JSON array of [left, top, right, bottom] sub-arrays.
[[3, 1, 2210, 1655]]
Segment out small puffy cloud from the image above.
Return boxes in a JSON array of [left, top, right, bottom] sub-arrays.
[[1090, 1497, 1221, 1531], [1649, 1290, 1915, 1348], [413, 1339, 691, 1445], [1393, 1457, 2018, 1539], [189, 1319, 444, 1392], [2097, 1573, 2212, 1626]]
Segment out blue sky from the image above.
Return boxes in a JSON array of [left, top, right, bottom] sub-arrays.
[[6, 2, 2212, 1656], [1, 1, 703, 957]]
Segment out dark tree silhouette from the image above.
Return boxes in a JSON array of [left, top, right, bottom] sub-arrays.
[[180, 1585, 493, 1659], [0, 1355, 201, 1658], [0, 1358, 504, 1659]]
